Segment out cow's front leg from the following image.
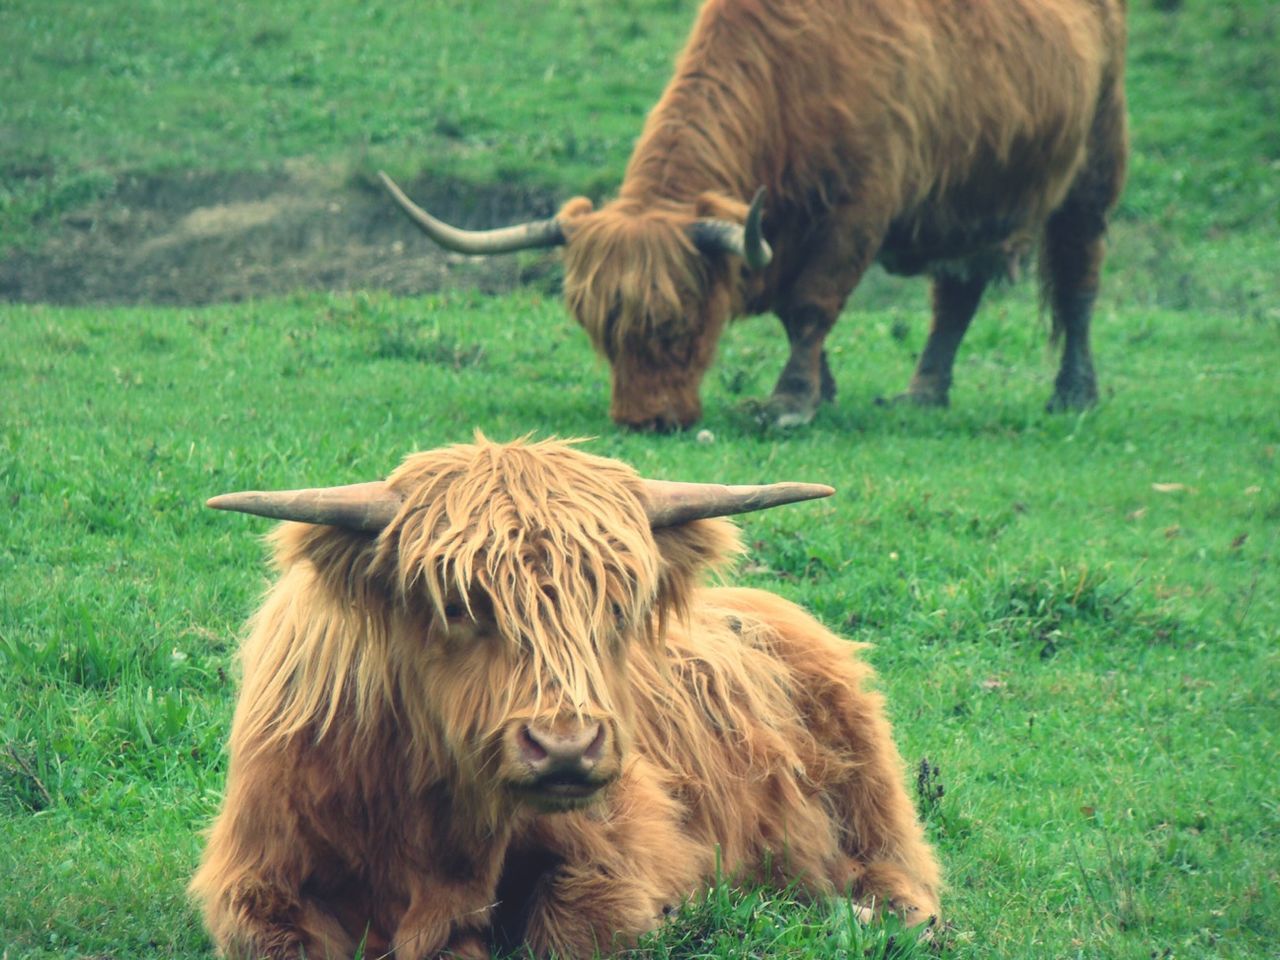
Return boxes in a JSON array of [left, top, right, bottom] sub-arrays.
[[391, 880, 496, 960], [200, 881, 363, 960], [518, 860, 672, 957], [767, 303, 842, 428], [764, 212, 880, 428], [517, 763, 709, 957]]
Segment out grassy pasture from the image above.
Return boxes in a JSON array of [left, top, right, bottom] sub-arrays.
[[1, 0, 1278, 958], [3, 290, 1277, 958]]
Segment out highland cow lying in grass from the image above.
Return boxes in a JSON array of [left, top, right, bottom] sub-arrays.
[[190, 437, 940, 958]]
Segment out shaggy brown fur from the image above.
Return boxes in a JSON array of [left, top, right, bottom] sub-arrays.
[[191, 437, 940, 959], [555, 0, 1127, 429]]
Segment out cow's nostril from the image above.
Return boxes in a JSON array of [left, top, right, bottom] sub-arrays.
[[519, 725, 549, 763], [583, 724, 606, 761]]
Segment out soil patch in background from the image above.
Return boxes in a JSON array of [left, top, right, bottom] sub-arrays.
[[0, 168, 565, 306]]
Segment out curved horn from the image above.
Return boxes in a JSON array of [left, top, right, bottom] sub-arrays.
[[378, 171, 565, 255], [640, 478, 833, 528], [687, 187, 772, 270], [208, 473, 833, 532], [741, 187, 770, 271], [206, 481, 403, 533]]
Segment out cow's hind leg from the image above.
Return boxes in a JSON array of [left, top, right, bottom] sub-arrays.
[[827, 711, 942, 927], [1043, 83, 1127, 412], [739, 599, 943, 925], [889, 271, 987, 407], [1042, 202, 1106, 412]]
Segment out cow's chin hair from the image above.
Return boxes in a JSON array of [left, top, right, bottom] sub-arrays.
[[506, 779, 615, 814]]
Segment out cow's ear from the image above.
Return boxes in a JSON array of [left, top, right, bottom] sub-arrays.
[[269, 522, 386, 600], [558, 196, 595, 223], [651, 518, 744, 621], [694, 191, 749, 225]]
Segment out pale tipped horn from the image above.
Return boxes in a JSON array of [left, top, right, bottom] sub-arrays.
[[208, 473, 832, 532], [687, 187, 772, 271], [206, 481, 403, 532], [640, 478, 833, 528], [378, 171, 565, 254]]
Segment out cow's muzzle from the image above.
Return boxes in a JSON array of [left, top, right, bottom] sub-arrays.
[[503, 718, 619, 809], [610, 380, 703, 433]]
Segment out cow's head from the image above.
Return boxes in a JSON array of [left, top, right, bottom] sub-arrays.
[[379, 175, 770, 432], [211, 438, 827, 817]]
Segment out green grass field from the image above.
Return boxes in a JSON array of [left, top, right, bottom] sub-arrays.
[[2, 0, 1278, 958]]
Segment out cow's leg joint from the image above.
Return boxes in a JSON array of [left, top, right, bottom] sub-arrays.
[[764, 305, 838, 428]]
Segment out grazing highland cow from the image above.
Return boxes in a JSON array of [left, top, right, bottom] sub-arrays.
[[191, 437, 941, 959], [381, 0, 1127, 430]]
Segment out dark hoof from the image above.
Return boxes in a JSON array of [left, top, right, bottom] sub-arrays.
[[765, 393, 818, 428], [740, 393, 818, 429], [1046, 384, 1098, 413], [874, 390, 949, 408]]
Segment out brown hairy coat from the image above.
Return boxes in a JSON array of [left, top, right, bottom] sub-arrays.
[[190, 438, 940, 959], [555, 0, 1127, 428]]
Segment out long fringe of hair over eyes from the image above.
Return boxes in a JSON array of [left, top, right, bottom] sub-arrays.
[[228, 436, 740, 760]]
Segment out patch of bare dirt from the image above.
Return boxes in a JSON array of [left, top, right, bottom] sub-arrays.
[[0, 167, 564, 305]]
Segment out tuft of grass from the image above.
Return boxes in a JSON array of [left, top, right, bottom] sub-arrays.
[[370, 319, 487, 369], [631, 882, 935, 960]]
